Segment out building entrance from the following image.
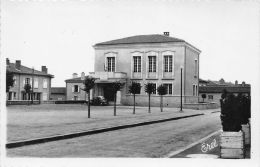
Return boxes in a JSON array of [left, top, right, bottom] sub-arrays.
[[103, 84, 114, 101]]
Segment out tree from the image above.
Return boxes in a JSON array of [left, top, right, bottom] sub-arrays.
[[201, 94, 206, 103], [144, 83, 156, 113], [82, 76, 96, 118], [24, 83, 31, 105], [157, 84, 167, 112], [128, 82, 141, 114], [111, 81, 124, 116], [6, 70, 15, 100]]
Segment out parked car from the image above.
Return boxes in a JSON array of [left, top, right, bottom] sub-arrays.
[[91, 96, 108, 106]]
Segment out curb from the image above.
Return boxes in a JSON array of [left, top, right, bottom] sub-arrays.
[[6, 113, 204, 149], [164, 129, 221, 158]]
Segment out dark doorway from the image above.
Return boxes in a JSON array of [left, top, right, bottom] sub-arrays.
[[103, 84, 114, 101]]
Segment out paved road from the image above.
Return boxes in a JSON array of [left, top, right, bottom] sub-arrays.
[[7, 112, 221, 157], [7, 104, 217, 142]]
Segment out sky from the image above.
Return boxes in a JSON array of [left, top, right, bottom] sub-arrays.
[[2, 0, 260, 87]]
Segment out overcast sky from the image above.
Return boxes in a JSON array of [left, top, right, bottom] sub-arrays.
[[2, 0, 260, 87]]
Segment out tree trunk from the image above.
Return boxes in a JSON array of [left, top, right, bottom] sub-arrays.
[[133, 94, 136, 114], [148, 94, 151, 113], [160, 95, 163, 112], [114, 92, 117, 116], [27, 93, 29, 105], [31, 92, 33, 105], [88, 92, 90, 118]]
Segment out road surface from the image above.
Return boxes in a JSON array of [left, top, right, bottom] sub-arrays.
[[7, 112, 221, 157]]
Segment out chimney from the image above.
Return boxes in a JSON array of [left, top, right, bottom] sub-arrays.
[[15, 60, 21, 70], [235, 80, 238, 85], [6, 58, 10, 66], [242, 81, 245, 86], [72, 73, 78, 79], [41, 66, 48, 73], [163, 32, 170, 36], [81, 72, 85, 80]]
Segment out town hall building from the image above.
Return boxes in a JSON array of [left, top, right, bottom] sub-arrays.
[[86, 32, 201, 107]]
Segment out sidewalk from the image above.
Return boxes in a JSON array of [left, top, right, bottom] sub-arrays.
[[7, 105, 220, 142], [168, 130, 250, 158]]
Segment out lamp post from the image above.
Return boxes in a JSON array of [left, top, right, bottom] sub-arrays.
[[31, 67, 34, 104], [180, 66, 183, 112]]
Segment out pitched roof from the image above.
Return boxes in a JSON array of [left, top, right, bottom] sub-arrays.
[[7, 63, 54, 77], [199, 86, 250, 94], [95, 34, 185, 46], [51, 87, 66, 94], [65, 77, 85, 83], [207, 80, 234, 86]]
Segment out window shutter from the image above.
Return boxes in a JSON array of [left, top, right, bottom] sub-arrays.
[[72, 86, 74, 92]]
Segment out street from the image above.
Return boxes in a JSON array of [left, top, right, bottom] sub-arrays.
[[7, 111, 221, 157]]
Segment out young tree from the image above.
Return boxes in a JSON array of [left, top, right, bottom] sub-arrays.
[[111, 81, 124, 116], [24, 83, 31, 105], [157, 84, 167, 112], [6, 70, 15, 100], [82, 76, 96, 118], [144, 83, 156, 113], [128, 82, 141, 114], [201, 94, 206, 103]]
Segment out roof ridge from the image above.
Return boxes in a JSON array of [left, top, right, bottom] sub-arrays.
[[95, 34, 185, 46]]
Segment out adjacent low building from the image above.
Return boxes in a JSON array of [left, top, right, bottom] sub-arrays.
[[50, 87, 66, 101], [199, 79, 250, 105], [65, 72, 93, 101], [6, 58, 54, 101]]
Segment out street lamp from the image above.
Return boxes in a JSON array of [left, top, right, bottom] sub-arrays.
[[31, 67, 34, 104], [180, 66, 183, 112]]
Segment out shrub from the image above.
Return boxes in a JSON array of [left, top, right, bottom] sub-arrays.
[[220, 90, 251, 132], [201, 94, 206, 102]]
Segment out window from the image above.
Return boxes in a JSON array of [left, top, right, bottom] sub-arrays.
[[150, 83, 156, 94], [13, 76, 16, 85], [148, 56, 156, 72], [208, 95, 213, 100], [34, 78, 38, 88], [13, 92, 16, 99], [133, 56, 141, 72], [73, 85, 80, 93], [107, 57, 115, 72], [193, 85, 196, 96], [164, 55, 173, 72], [196, 85, 198, 96], [135, 83, 141, 94], [194, 59, 198, 77], [163, 84, 173, 95], [43, 79, 47, 88], [25, 78, 30, 84]]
